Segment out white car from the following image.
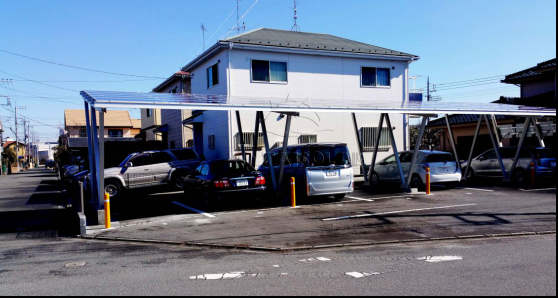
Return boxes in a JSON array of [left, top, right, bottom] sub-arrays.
[[369, 150, 462, 189]]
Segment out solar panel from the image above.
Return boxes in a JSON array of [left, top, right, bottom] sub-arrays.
[[81, 90, 556, 117]]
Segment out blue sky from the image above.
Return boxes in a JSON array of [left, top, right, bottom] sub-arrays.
[[0, 0, 556, 141]]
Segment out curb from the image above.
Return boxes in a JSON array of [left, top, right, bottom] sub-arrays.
[[79, 231, 556, 253]]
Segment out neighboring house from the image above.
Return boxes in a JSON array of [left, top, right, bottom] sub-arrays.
[[140, 107, 162, 142], [2, 140, 26, 158], [37, 142, 57, 163], [179, 28, 419, 170], [62, 109, 141, 158], [147, 71, 195, 150], [429, 58, 556, 157]]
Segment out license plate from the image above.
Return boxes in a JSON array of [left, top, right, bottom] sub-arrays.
[[236, 180, 249, 187], [326, 171, 339, 177], [438, 167, 451, 173]]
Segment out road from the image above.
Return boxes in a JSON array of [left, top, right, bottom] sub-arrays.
[[0, 233, 555, 295]]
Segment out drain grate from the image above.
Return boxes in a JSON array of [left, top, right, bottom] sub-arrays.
[[16, 230, 58, 239]]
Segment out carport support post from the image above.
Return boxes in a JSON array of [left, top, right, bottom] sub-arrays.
[[484, 115, 509, 182], [98, 110, 105, 212], [509, 117, 533, 182], [407, 116, 428, 187], [90, 105, 102, 212], [278, 114, 293, 199], [251, 112, 261, 167], [235, 111, 247, 162], [385, 114, 407, 190], [352, 113, 368, 183], [464, 117, 483, 180], [258, 111, 277, 192], [445, 115, 463, 173], [532, 118, 546, 148], [84, 102, 98, 205], [369, 113, 386, 180]]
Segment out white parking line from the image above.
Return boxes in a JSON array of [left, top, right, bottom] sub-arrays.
[[520, 188, 557, 192], [456, 187, 494, 192], [172, 201, 215, 218], [322, 204, 477, 222], [347, 196, 374, 202]]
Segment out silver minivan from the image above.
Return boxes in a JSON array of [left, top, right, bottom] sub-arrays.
[[258, 143, 354, 200]]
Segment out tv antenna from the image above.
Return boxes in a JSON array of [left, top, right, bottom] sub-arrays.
[[291, 0, 300, 32], [201, 24, 207, 51]]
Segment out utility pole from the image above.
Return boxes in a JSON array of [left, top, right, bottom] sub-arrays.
[[15, 106, 20, 172], [0, 117, 3, 176], [427, 76, 431, 102]]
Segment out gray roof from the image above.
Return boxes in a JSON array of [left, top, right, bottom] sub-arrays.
[[224, 28, 418, 58], [428, 115, 515, 128], [503, 58, 556, 83]]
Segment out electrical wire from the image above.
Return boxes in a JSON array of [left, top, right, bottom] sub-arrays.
[[0, 49, 167, 79], [0, 70, 79, 93]]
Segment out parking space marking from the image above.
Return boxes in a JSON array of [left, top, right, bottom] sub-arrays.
[[322, 204, 477, 222], [172, 201, 215, 218], [347, 196, 374, 202], [456, 187, 494, 192], [520, 188, 556, 192]]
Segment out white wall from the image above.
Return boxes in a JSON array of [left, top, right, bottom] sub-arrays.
[[189, 47, 411, 169]]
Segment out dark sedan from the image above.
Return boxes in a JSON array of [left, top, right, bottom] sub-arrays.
[[183, 159, 267, 206]]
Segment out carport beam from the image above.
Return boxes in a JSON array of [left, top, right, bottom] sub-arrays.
[[251, 112, 261, 167], [407, 116, 428, 187], [84, 102, 98, 206], [369, 113, 386, 180], [464, 117, 483, 180], [484, 115, 509, 181], [385, 114, 408, 190], [445, 115, 462, 173], [235, 111, 247, 162], [90, 106, 102, 211], [258, 111, 278, 192], [352, 113, 368, 183], [509, 117, 533, 183], [277, 114, 293, 197]]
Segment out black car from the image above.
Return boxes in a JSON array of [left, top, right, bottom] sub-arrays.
[[183, 159, 267, 206]]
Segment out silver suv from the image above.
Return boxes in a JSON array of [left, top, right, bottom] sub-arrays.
[[463, 147, 556, 186], [101, 148, 202, 199]]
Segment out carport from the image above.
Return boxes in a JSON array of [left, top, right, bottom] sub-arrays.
[[80, 90, 556, 223]]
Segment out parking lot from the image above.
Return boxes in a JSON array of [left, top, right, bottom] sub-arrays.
[[86, 180, 556, 250]]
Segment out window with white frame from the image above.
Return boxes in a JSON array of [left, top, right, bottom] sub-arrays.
[[361, 67, 391, 87], [360, 127, 392, 152], [207, 63, 219, 89], [298, 134, 317, 144], [235, 132, 264, 151], [252, 60, 288, 83]]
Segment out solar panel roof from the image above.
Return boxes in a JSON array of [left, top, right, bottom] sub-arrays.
[[81, 90, 556, 117]]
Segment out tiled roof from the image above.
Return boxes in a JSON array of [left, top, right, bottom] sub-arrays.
[[494, 91, 556, 109], [2, 141, 24, 149], [131, 119, 142, 129], [64, 110, 133, 128], [428, 114, 514, 128], [224, 28, 419, 58], [503, 58, 556, 83], [152, 71, 191, 92]]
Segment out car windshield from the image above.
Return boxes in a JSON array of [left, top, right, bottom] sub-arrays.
[[425, 154, 454, 163], [119, 154, 136, 168], [536, 149, 556, 159], [309, 146, 351, 167], [212, 161, 255, 176]]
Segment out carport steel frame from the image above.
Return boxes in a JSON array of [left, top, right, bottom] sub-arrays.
[[81, 91, 556, 215]]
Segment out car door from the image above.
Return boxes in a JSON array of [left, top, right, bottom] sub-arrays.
[[125, 154, 154, 188], [151, 152, 174, 184], [475, 150, 498, 176], [399, 152, 413, 181], [184, 164, 208, 193], [377, 154, 397, 181]]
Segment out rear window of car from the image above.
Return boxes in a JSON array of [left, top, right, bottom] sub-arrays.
[[424, 154, 454, 163], [536, 149, 556, 159], [171, 149, 198, 161], [309, 145, 351, 167]]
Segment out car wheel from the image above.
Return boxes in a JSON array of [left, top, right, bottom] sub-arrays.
[[171, 172, 187, 190], [369, 172, 380, 189], [512, 168, 527, 188], [464, 168, 475, 181], [105, 180, 123, 200], [334, 194, 346, 201], [410, 174, 424, 190]]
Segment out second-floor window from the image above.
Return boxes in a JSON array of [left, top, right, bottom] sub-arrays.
[[252, 60, 288, 83], [362, 67, 391, 87], [207, 63, 219, 89], [108, 129, 124, 138], [146, 109, 153, 118]]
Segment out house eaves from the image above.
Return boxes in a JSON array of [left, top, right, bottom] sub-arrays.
[[152, 71, 192, 92]]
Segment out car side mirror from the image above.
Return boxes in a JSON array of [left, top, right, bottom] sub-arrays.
[[126, 162, 133, 168]]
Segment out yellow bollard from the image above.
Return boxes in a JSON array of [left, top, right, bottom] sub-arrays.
[[425, 167, 431, 195], [291, 177, 297, 208], [104, 193, 111, 229]]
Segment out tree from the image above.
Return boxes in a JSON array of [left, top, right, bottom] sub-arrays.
[[2, 146, 17, 166], [410, 126, 443, 151]]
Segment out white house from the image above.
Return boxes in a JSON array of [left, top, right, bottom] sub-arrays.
[[181, 28, 419, 172]]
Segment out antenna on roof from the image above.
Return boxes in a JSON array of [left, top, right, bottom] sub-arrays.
[[201, 24, 207, 51], [291, 0, 301, 32], [234, 0, 246, 35]]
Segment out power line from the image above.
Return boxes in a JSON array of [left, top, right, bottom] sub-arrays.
[[437, 86, 518, 97], [0, 49, 167, 79], [9, 78, 162, 83], [434, 81, 503, 91], [434, 75, 506, 86], [0, 70, 79, 93]]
